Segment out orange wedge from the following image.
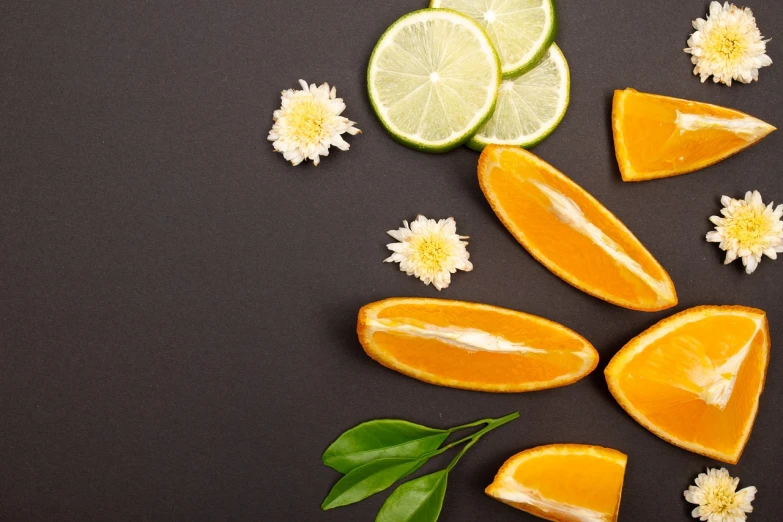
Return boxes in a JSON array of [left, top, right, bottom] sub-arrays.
[[357, 298, 598, 392], [478, 145, 677, 312], [486, 444, 627, 522], [613, 88, 776, 181], [605, 306, 770, 464]]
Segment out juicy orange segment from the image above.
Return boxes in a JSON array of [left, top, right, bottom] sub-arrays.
[[478, 145, 677, 312], [613, 88, 776, 181], [605, 306, 770, 464], [357, 298, 598, 392], [486, 444, 627, 522]]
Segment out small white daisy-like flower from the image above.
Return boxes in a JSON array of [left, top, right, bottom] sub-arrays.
[[385, 215, 473, 290], [268, 80, 360, 166], [684, 2, 772, 86], [707, 191, 783, 274], [684, 468, 757, 521]]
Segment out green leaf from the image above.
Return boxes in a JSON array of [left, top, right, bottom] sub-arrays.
[[375, 470, 448, 522], [321, 457, 424, 510], [322, 420, 448, 473]]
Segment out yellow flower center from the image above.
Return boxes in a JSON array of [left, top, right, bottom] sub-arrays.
[[412, 234, 451, 273], [725, 206, 769, 248], [706, 484, 738, 514], [706, 29, 747, 63], [288, 100, 329, 144]]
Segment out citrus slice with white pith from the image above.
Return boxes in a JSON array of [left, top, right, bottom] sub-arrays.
[[487, 444, 627, 522], [358, 297, 598, 392], [367, 9, 501, 152], [431, 0, 558, 78], [613, 88, 776, 181], [469, 43, 569, 151], [478, 145, 678, 311], [605, 305, 770, 464]]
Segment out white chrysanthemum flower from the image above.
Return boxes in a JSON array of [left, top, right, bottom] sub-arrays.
[[385, 215, 473, 290], [684, 2, 772, 86], [268, 80, 360, 166], [707, 191, 783, 274], [684, 468, 756, 521]]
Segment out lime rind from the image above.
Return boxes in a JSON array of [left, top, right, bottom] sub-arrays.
[[429, 0, 558, 78], [367, 9, 502, 153], [468, 43, 570, 151]]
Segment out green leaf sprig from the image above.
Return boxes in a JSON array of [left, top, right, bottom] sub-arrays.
[[321, 411, 519, 520]]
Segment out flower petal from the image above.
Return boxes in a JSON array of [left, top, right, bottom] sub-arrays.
[[724, 249, 737, 264]]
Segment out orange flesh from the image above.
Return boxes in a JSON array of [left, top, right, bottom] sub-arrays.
[[480, 146, 675, 311], [615, 314, 766, 457], [371, 333, 590, 386], [614, 89, 775, 180], [359, 299, 598, 392], [375, 303, 588, 351], [510, 453, 625, 515]]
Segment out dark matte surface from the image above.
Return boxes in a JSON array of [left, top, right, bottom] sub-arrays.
[[1, 1, 781, 520]]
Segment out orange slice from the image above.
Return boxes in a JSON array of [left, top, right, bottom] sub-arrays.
[[357, 298, 598, 392], [605, 306, 770, 464], [486, 444, 627, 522], [478, 145, 677, 312], [613, 88, 776, 181]]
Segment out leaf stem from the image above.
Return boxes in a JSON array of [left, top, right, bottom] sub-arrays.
[[419, 434, 475, 459], [446, 418, 493, 433], [447, 410, 520, 434], [446, 411, 519, 472]]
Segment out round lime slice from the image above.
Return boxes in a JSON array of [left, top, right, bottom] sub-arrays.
[[468, 43, 569, 151], [430, 0, 557, 78], [367, 9, 501, 153]]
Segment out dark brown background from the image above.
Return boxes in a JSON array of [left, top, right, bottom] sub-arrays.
[[1, 1, 781, 520]]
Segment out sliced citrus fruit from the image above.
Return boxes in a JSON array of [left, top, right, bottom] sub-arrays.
[[468, 43, 570, 151], [486, 444, 627, 522], [367, 9, 501, 153], [357, 298, 598, 392], [478, 145, 677, 311], [613, 88, 776, 181], [605, 306, 770, 464], [430, 0, 557, 78]]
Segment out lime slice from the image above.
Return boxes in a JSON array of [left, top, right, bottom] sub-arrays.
[[367, 9, 501, 153], [468, 43, 569, 151], [430, 0, 557, 78]]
